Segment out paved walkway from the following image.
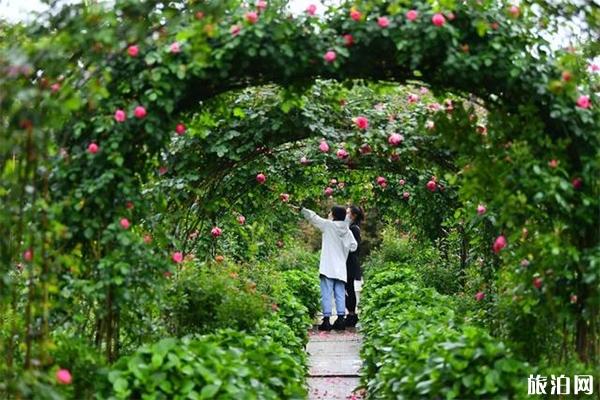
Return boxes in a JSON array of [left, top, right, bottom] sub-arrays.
[[306, 280, 364, 399], [306, 327, 364, 399]]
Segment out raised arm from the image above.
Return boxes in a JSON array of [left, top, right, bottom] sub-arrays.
[[349, 225, 361, 253], [346, 230, 358, 252], [301, 208, 328, 232]]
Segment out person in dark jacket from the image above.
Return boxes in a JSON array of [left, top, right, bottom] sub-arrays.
[[345, 205, 363, 327]]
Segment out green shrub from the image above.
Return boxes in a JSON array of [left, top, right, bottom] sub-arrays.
[[255, 317, 307, 366], [272, 244, 320, 271], [106, 330, 306, 400], [272, 290, 312, 346], [362, 227, 413, 270], [281, 268, 320, 318], [360, 256, 529, 399], [165, 265, 269, 336], [50, 333, 108, 398], [368, 323, 528, 399], [365, 228, 462, 295]]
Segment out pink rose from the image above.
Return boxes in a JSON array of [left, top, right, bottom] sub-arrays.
[[319, 141, 330, 153], [336, 148, 349, 159], [350, 9, 362, 21], [376, 176, 387, 187], [548, 159, 559, 169], [426, 180, 437, 192], [492, 235, 507, 254], [576, 95, 591, 109], [402, 191, 410, 199], [427, 102, 441, 112], [377, 16, 390, 28], [324, 187, 334, 197], [407, 93, 419, 103], [172, 252, 183, 263], [134, 106, 147, 119], [127, 45, 139, 57], [305, 4, 317, 16], [280, 193, 290, 202], [237, 215, 246, 225], [475, 292, 485, 301], [56, 369, 72, 385], [477, 204, 486, 215], [211, 227, 222, 238], [508, 5, 520, 18], [88, 143, 99, 154], [359, 143, 372, 154], [231, 24, 242, 36], [343, 34, 354, 46], [51, 83, 60, 93], [170, 42, 181, 54], [23, 249, 33, 262], [257, 1, 267, 11], [114, 109, 126, 122], [406, 10, 418, 21], [256, 173, 266, 184], [354, 116, 369, 130], [175, 123, 186, 135], [432, 13, 446, 27], [324, 50, 337, 63], [245, 11, 258, 24], [120, 218, 130, 229], [388, 133, 404, 146], [399, 179, 406, 186]]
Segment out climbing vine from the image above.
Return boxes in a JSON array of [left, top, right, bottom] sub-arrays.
[[0, 0, 598, 395]]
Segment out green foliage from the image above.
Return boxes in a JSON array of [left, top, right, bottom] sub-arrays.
[[271, 290, 312, 346], [281, 268, 320, 318], [271, 244, 321, 271], [364, 227, 462, 295], [50, 334, 108, 398], [1, 0, 599, 393], [106, 330, 306, 400], [164, 264, 269, 336], [361, 248, 529, 399]]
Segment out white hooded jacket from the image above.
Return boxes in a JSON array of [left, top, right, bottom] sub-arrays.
[[301, 208, 358, 282]]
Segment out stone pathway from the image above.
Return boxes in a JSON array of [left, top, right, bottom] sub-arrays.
[[306, 327, 364, 400], [306, 280, 364, 400]]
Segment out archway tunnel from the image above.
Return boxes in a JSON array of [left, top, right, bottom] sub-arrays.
[[1, 0, 598, 397]]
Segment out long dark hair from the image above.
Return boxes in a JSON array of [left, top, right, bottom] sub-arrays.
[[349, 205, 364, 225], [331, 205, 347, 221]]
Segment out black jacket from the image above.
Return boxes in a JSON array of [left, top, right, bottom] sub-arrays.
[[346, 223, 362, 280]]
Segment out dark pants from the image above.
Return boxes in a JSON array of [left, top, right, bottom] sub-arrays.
[[345, 279, 357, 313]]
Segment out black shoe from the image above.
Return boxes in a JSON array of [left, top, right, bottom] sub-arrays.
[[332, 316, 346, 331], [346, 314, 359, 328], [318, 317, 333, 331]]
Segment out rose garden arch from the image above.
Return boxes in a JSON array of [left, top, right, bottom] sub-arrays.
[[1, 0, 598, 382]]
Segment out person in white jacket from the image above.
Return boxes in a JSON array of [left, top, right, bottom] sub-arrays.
[[300, 206, 358, 331]]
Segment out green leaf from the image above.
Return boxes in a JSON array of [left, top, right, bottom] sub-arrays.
[[200, 384, 221, 399]]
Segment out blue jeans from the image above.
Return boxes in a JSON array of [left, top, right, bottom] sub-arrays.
[[320, 275, 346, 317]]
